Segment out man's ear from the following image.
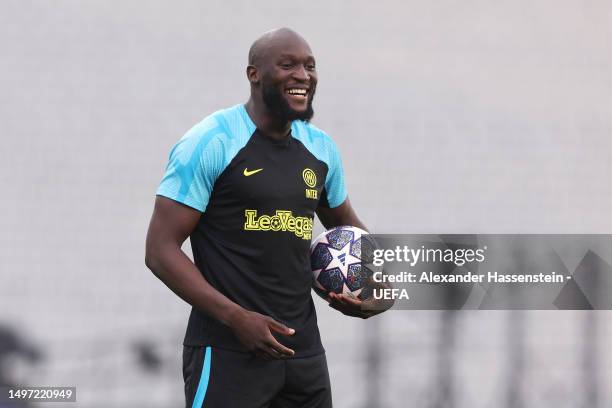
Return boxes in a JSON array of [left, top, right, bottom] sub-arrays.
[[246, 65, 259, 84]]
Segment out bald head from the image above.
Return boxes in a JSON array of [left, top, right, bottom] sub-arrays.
[[248, 28, 311, 66]]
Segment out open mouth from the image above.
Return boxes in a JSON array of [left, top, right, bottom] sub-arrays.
[[285, 88, 309, 99]]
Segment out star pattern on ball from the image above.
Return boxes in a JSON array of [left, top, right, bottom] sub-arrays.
[[312, 230, 364, 295], [325, 243, 362, 274]]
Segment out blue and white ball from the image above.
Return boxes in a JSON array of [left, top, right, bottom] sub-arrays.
[[310, 226, 374, 300]]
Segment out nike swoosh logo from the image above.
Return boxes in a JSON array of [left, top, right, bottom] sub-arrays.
[[243, 168, 263, 177]]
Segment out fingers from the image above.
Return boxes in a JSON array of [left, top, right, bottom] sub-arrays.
[[266, 317, 295, 336], [338, 294, 362, 307], [254, 340, 294, 360], [328, 294, 361, 317], [329, 292, 362, 307], [248, 315, 295, 360], [257, 346, 284, 360], [266, 336, 295, 357], [328, 292, 378, 319]]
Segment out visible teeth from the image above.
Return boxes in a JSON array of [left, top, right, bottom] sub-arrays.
[[287, 89, 307, 95]]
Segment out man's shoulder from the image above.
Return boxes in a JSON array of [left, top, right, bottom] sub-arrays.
[[180, 104, 254, 145], [291, 120, 340, 158]]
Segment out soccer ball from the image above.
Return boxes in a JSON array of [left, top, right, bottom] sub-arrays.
[[310, 226, 374, 300]]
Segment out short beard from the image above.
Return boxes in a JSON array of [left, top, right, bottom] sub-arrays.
[[262, 82, 315, 123]]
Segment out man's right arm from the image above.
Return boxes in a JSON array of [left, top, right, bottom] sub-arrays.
[[145, 195, 295, 359]]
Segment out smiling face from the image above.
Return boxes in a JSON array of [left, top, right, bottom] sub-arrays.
[[250, 31, 318, 123]]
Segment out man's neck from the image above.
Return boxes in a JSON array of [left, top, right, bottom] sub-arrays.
[[245, 98, 292, 141]]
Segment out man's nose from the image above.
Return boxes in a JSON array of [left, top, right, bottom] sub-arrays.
[[293, 65, 310, 81]]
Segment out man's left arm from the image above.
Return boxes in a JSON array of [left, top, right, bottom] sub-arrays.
[[316, 199, 393, 319]]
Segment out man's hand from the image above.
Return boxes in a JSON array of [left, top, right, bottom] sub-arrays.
[[228, 310, 296, 359], [327, 278, 394, 319]]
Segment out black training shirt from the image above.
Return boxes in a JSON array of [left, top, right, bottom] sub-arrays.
[[157, 104, 347, 357]]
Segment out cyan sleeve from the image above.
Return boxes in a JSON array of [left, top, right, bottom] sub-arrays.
[[324, 140, 348, 208], [156, 132, 225, 212]]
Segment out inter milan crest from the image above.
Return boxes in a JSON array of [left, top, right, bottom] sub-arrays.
[[302, 168, 318, 200]]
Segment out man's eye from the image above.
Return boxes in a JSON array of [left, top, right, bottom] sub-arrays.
[[280, 63, 293, 69], [306, 64, 316, 71]]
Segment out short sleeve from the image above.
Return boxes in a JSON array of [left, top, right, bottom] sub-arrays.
[[156, 133, 225, 212], [323, 140, 347, 208]]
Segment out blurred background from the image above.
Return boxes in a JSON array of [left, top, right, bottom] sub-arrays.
[[1, 0, 612, 407]]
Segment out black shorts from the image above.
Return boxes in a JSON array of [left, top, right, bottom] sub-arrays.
[[183, 346, 332, 408]]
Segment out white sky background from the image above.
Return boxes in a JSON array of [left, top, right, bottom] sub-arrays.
[[1, 1, 611, 407]]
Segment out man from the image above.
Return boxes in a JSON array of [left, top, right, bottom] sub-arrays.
[[145, 28, 387, 408]]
